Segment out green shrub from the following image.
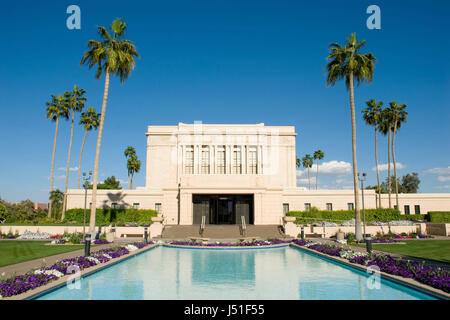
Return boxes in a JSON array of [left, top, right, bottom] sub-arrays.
[[64, 208, 158, 225], [286, 208, 402, 224], [428, 211, 450, 223]]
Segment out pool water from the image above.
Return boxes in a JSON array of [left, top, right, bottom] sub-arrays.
[[35, 246, 437, 300]]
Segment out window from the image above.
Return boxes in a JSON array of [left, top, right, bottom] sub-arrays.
[[155, 203, 162, 215], [133, 203, 140, 209], [347, 203, 354, 210], [89, 202, 92, 209], [185, 146, 194, 174], [414, 205, 421, 214], [394, 205, 398, 210], [304, 203, 311, 211], [404, 205, 410, 215], [111, 202, 118, 209], [216, 146, 226, 174], [248, 147, 258, 174], [283, 203, 289, 215], [201, 145, 210, 174], [232, 146, 242, 174], [326, 203, 333, 211]]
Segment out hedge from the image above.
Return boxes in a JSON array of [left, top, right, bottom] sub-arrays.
[[428, 211, 450, 223], [63, 208, 158, 225], [286, 208, 428, 224]]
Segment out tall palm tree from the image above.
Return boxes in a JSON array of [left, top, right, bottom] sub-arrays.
[[302, 154, 313, 190], [296, 156, 301, 169], [379, 108, 394, 208], [61, 86, 86, 220], [46, 94, 70, 218], [77, 108, 101, 189], [81, 18, 139, 233], [124, 146, 141, 189], [389, 102, 408, 210], [326, 32, 376, 241], [313, 150, 324, 190], [362, 99, 383, 208]]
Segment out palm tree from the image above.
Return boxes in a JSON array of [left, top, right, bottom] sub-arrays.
[[389, 102, 407, 210], [302, 154, 313, 190], [124, 146, 141, 189], [80, 18, 139, 233], [379, 108, 394, 208], [49, 189, 64, 220], [362, 99, 383, 208], [326, 32, 376, 241], [46, 94, 70, 218], [61, 86, 86, 220], [296, 156, 301, 169], [77, 108, 101, 188], [313, 150, 324, 190]]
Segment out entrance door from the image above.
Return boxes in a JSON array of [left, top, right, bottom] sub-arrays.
[[218, 199, 233, 224]]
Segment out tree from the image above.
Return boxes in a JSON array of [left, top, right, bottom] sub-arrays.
[[302, 154, 313, 190], [388, 102, 408, 209], [49, 189, 64, 220], [313, 150, 324, 190], [124, 146, 141, 190], [362, 99, 383, 208], [0, 202, 7, 222], [401, 172, 420, 193], [296, 156, 301, 169], [46, 94, 70, 218], [87, 176, 122, 189], [80, 18, 139, 233], [378, 107, 394, 208], [77, 108, 101, 188], [326, 33, 376, 241], [61, 86, 86, 220]]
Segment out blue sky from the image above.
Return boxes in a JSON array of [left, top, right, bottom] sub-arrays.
[[0, 0, 449, 203]]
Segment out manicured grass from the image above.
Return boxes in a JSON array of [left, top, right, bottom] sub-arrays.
[[0, 241, 86, 267], [356, 240, 450, 263]]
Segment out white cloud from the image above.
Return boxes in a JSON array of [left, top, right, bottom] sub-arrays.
[[374, 162, 405, 172], [297, 160, 352, 178], [437, 176, 450, 182], [424, 166, 450, 175], [58, 166, 79, 172], [434, 185, 450, 190]]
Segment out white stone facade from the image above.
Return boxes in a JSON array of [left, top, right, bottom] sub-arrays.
[[66, 123, 450, 225]]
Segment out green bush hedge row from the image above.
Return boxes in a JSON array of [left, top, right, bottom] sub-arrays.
[[428, 211, 450, 223], [63, 208, 158, 225], [286, 208, 428, 224]]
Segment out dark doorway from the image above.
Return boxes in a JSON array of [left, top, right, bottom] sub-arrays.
[[192, 194, 254, 225]]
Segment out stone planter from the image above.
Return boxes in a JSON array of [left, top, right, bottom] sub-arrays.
[[336, 232, 345, 240], [151, 217, 163, 223], [283, 216, 296, 223]]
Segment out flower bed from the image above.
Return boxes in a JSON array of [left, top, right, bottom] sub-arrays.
[[0, 241, 153, 298], [292, 239, 449, 294]]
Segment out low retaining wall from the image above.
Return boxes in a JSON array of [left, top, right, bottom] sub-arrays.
[[426, 223, 450, 236]]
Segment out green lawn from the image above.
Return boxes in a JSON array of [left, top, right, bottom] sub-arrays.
[[356, 240, 450, 263], [0, 241, 86, 267]]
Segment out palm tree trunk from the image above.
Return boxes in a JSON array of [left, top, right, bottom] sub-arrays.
[[349, 72, 362, 241], [130, 172, 134, 190], [388, 128, 392, 208], [89, 71, 110, 233], [48, 117, 59, 218], [62, 112, 75, 220], [77, 131, 88, 189], [316, 160, 319, 190], [375, 127, 381, 208], [392, 120, 399, 210], [307, 168, 310, 190]]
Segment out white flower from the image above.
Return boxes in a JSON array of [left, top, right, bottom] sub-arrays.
[[34, 269, 64, 278], [125, 244, 138, 251], [103, 253, 112, 259], [86, 256, 100, 264]]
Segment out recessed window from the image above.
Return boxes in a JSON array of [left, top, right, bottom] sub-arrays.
[[133, 203, 140, 209], [326, 203, 333, 211], [216, 146, 226, 174], [155, 203, 162, 215], [404, 205, 410, 215], [111, 202, 118, 209], [283, 203, 289, 215], [248, 146, 258, 174], [414, 205, 421, 214], [185, 146, 194, 174], [201, 145, 210, 174], [347, 203, 354, 210], [304, 203, 311, 211], [232, 146, 242, 174]]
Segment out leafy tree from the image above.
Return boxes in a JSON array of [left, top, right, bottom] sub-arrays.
[[302, 154, 313, 190], [77, 108, 101, 188], [46, 94, 70, 217], [401, 172, 420, 193], [87, 176, 122, 190], [326, 32, 376, 241], [81, 18, 139, 232], [362, 99, 383, 208], [313, 150, 324, 190], [0, 202, 7, 222], [62, 86, 86, 220], [49, 189, 64, 219]]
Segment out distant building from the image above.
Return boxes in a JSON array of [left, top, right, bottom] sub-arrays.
[[34, 203, 48, 211]]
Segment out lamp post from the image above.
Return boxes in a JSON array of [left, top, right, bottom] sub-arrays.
[[82, 171, 92, 238], [358, 172, 367, 237], [144, 226, 148, 244], [84, 232, 91, 256]]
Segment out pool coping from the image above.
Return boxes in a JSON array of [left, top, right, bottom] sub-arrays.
[[2, 243, 159, 300], [289, 243, 450, 300], [162, 243, 290, 250]]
